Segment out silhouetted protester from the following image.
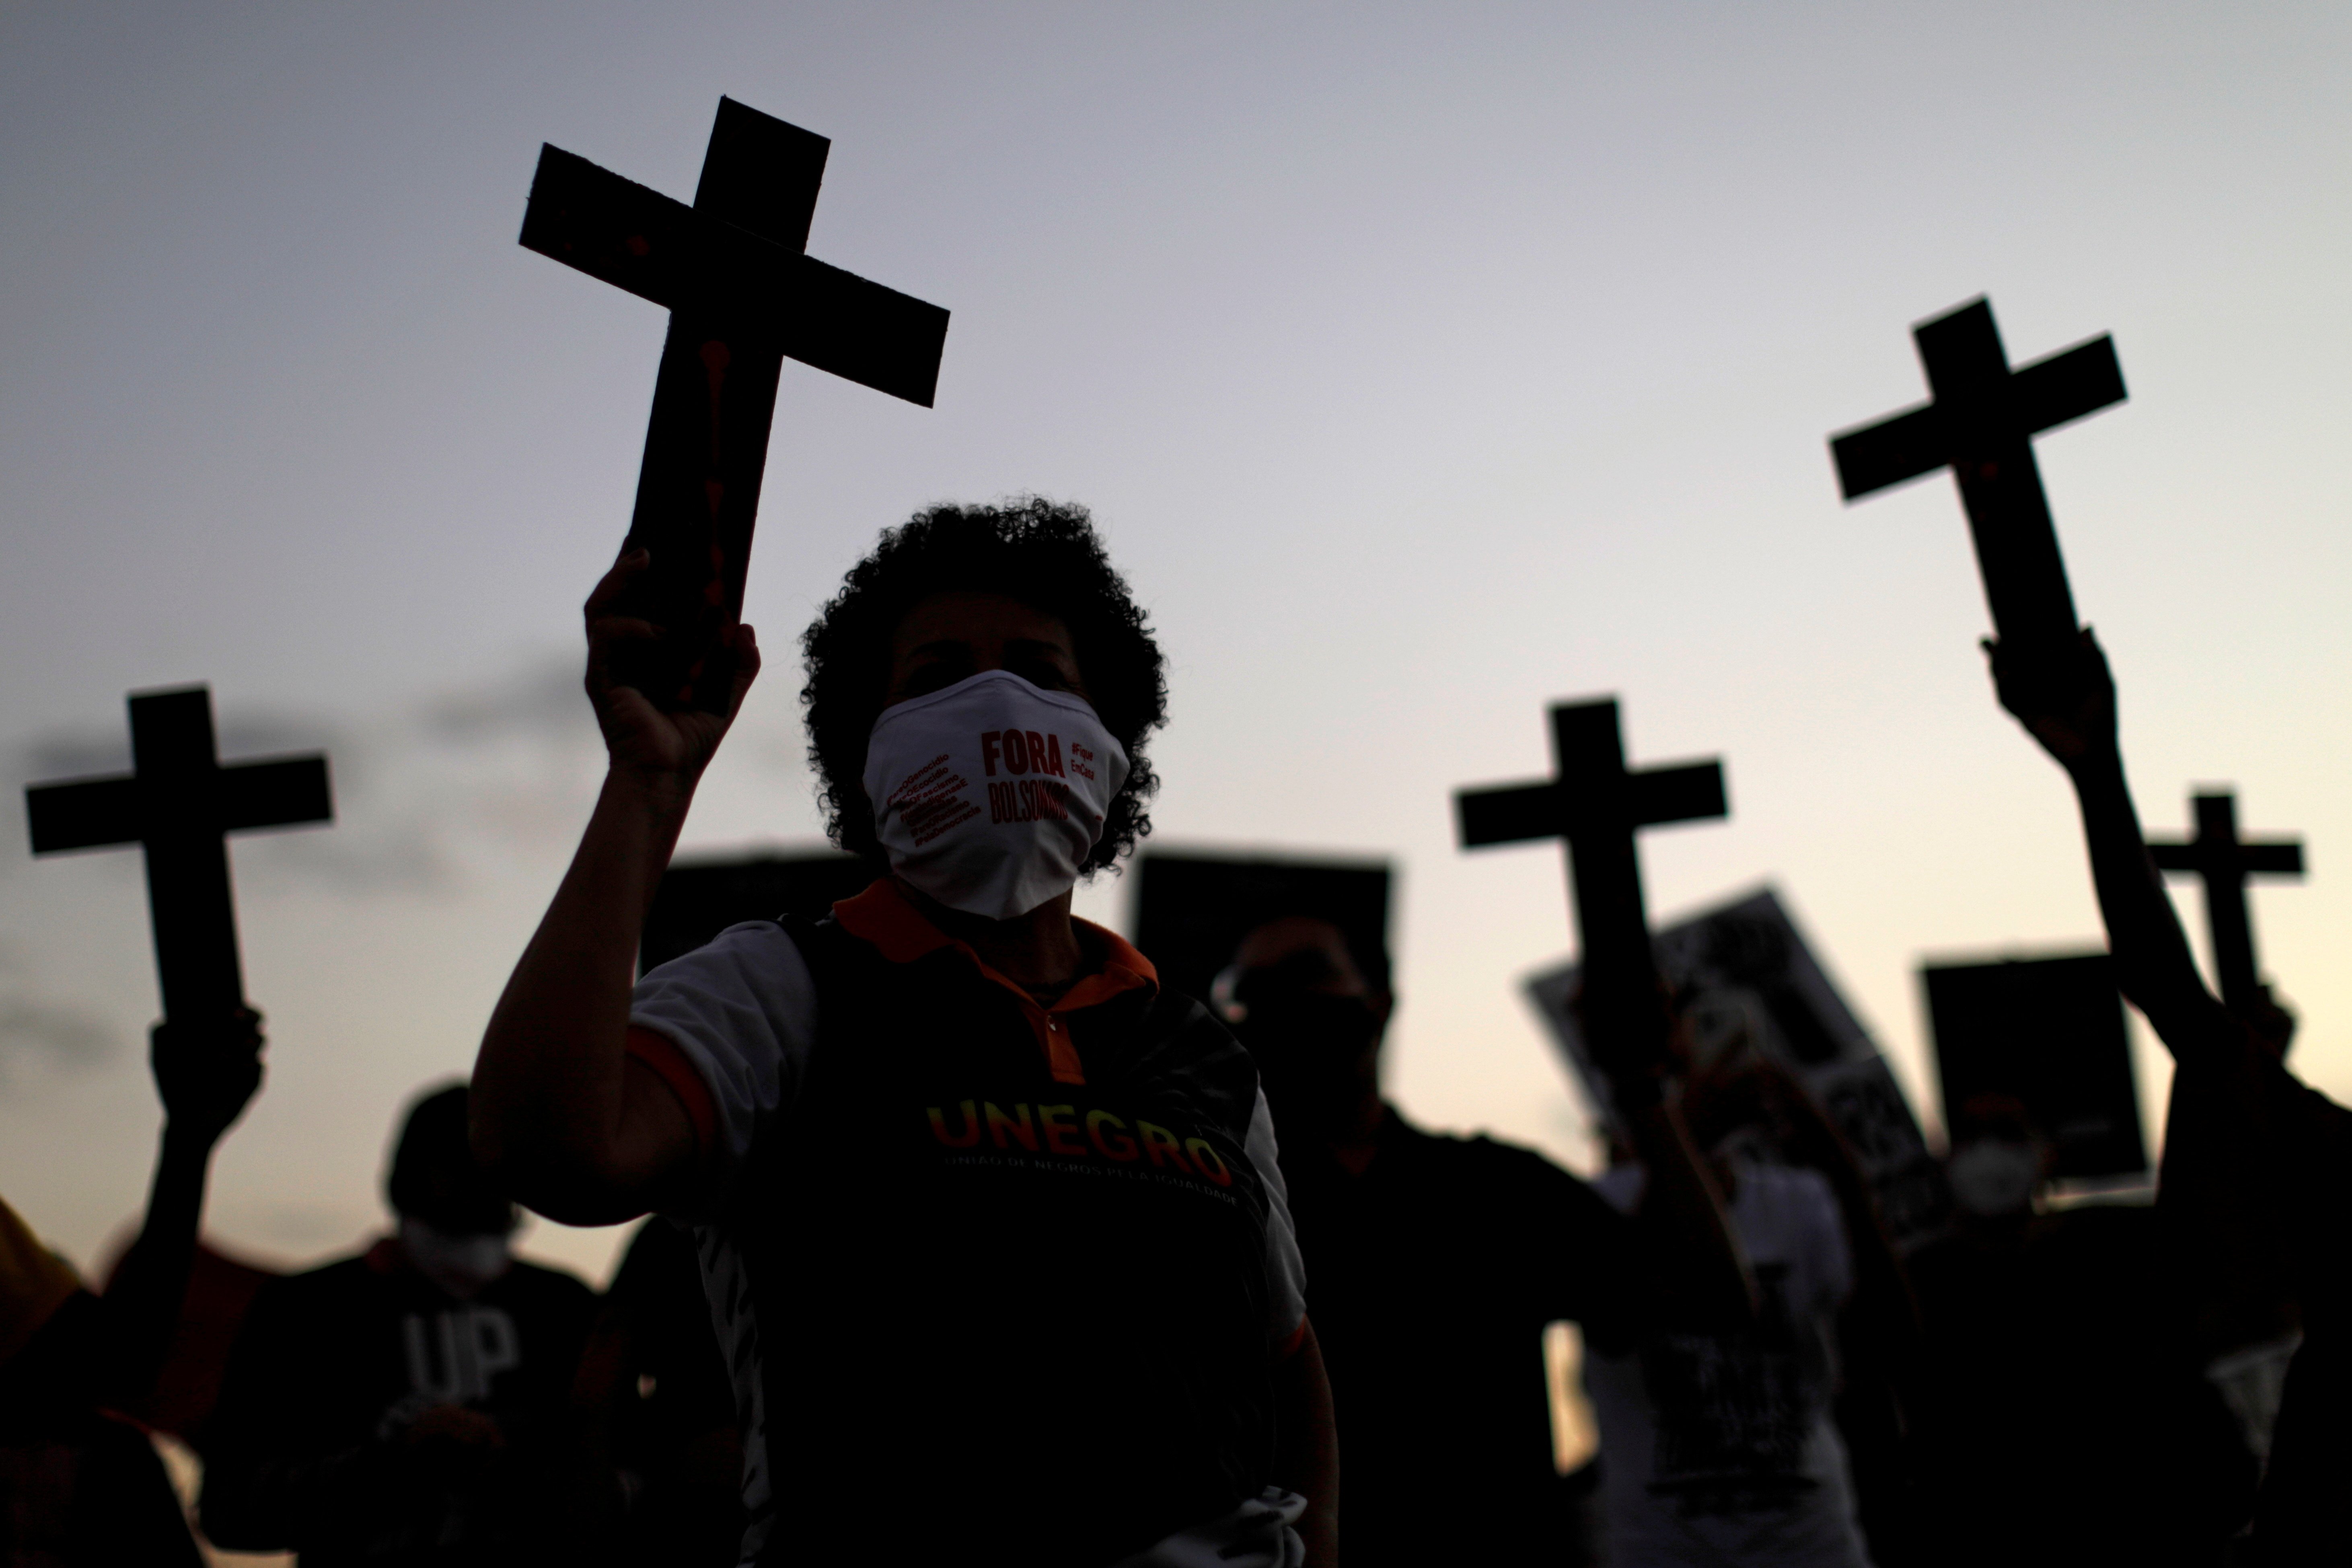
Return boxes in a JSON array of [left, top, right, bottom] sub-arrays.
[[1582, 1038, 1883, 1568], [569, 1218, 742, 1567], [472, 501, 1339, 1568], [1673, 1042, 1923, 1568], [0, 1008, 264, 1567], [2159, 987, 2304, 1496], [1904, 1095, 2249, 1568], [1217, 914, 1729, 1566], [200, 1083, 596, 1566], [1988, 629, 2352, 1564]]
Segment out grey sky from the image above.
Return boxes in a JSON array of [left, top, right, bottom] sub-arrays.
[[4, 2, 2348, 1282]]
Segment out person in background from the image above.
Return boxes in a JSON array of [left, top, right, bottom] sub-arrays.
[[1986, 627, 2351, 1562], [1217, 913, 1752, 1566], [1581, 1023, 1882, 1568], [568, 1217, 742, 1567], [0, 1008, 264, 1567], [1670, 1028, 1924, 1568], [2156, 984, 2305, 1524], [200, 1082, 597, 1566], [1904, 1089, 2249, 1567]]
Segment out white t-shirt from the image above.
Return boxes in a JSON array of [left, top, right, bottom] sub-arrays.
[[1585, 1160, 1870, 1568], [631, 918, 1311, 1566]]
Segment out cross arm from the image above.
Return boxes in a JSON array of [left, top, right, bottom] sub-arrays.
[[2240, 843, 2306, 877], [1830, 403, 1942, 501], [219, 756, 333, 834], [520, 147, 949, 406], [25, 775, 140, 854], [1456, 781, 1559, 849], [1632, 761, 1727, 827], [781, 258, 950, 407], [2010, 335, 2126, 438], [2147, 840, 2303, 878]]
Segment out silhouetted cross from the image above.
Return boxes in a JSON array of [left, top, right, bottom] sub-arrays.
[[1456, 698, 1726, 1001], [2148, 791, 2303, 1015], [1831, 297, 2125, 649], [521, 97, 951, 710], [25, 687, 331, 1025]]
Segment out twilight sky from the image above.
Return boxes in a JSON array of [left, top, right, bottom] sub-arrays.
[[4, 2, 2348, 1284]]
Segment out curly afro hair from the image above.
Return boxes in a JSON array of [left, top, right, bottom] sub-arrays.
[[801, 497, 1168, 874]]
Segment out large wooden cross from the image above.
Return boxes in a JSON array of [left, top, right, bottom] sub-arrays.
[[25, 687, 332, 1025], [1830, 297, 2126, 649], [521, 97, 951, 711], [1456, 698, 1727, 1008], [2147, 790, 2303, 1015]]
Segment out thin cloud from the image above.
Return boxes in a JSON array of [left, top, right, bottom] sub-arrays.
[[0, 989, 115, 1081]]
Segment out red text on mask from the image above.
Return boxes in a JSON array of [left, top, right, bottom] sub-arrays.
[[981, 729, 1067, 779]]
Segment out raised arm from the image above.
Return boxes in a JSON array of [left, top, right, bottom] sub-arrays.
[[1984, 630, 2238, 1066], [97, 1007, 264, 1410], [470, 551, 759, 1223], [1586, 982, 1758, 1329]]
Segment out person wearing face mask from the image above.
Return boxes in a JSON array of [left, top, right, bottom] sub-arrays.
[[199, 1083, 598, 1565], [471, 499, 1336, 1568], [1980, 629, 2352, 1562], [1903, 1096, 2251, 1566], [1581, 1051, 1879, 1568], [1215, 914, 1662, 1567]]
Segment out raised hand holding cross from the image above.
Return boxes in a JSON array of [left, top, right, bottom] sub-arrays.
[[521, 97, 951, 712]]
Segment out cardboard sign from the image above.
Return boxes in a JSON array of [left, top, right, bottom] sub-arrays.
[[1528, 886, 1950, 1250]]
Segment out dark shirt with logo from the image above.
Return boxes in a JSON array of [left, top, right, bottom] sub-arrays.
[[627, 883, 1306, 1568], [199, 1243, 594, 1566]]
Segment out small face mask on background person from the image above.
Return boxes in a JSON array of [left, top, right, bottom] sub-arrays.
[[399, 1216, 513, 1299], [1945, 1137, 2042, 1219], [863, 669, 1130, 921]]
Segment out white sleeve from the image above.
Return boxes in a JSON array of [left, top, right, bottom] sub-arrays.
[[629, 921, 818, 1212], [1245, 1089, 1309, 1346]]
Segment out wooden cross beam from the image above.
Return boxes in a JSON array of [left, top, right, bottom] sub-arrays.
[[2147, 790, 2304, 1015], [1456, 698, 1727, 1004], [25, 687, 331, 1026], [520, 97, 951, 711], [1830, 297, 2126, 649]]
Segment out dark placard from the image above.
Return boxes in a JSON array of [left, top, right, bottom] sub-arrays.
[[640, 849, 877, 974], [1922, 952, 2144, 1179], [1530, 886, 1951, 1251], [1130, 851, 1393, 1007]]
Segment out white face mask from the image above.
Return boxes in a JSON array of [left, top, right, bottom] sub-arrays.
[[863, 670, 1130, 921], [399, 1217, 513, 1299], [1946, 1138, 2041, 1218]]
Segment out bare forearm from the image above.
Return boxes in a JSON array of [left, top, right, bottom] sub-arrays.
[[97, 1125, 216, 1406], [1273, 1321, 1339, 1568], [472, 769, 691, 1206], [2062, 748, 2234, 1059]]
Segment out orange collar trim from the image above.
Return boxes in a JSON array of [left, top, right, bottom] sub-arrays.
[[831, 878, 1157, 1085]]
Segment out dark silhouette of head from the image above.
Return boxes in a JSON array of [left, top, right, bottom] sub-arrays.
[[1220, 917, 1393, 1143], [387, 1084, 516, 1237], [800, 498, 1168, 873]]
